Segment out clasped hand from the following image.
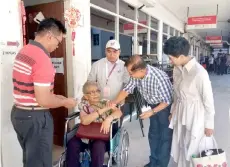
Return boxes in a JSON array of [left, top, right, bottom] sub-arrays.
[[99, 102, 117, 134]]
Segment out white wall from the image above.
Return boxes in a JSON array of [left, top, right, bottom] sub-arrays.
[[0, 0, 24, 166]]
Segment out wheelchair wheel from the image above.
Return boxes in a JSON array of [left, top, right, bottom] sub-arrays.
[[58, 152, 66, 167], [227, 66, 230, 74], [115, 128, 129, 167]]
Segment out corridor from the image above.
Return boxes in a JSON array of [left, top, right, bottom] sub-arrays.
[[125, 74, 230, 167]]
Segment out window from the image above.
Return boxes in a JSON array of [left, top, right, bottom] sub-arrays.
[[137, 25, 148, 55], [151, 17, 158, 30], [119, 1, 134, 20], [175, 30, 179, 36], [90, 8, 116, 61], [150, 31, 158, 55], [90, 0, 116, 13], [120, 19, 133, 57], [138, 10, 148, 25], [170, 27, 174, 36], [163, 23, 168, 34]]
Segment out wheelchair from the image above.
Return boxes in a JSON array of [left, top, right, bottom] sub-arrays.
[[58, 112, 129, 167]]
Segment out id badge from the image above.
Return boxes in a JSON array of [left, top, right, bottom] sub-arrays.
[[103, 86, 111, 98]]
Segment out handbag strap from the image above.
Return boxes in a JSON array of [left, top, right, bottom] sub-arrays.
[[83, 105, 91, 114], [198, 135, 219, 157]]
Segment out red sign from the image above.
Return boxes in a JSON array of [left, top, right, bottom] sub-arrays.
[[123, 21, 147, 30], [7, 41, 19, 47], [206, 36, 222, 44], [123, 21, 147, 34], [187, 15, 217, 30]]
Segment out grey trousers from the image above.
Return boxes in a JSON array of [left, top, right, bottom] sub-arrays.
[[11, 106, 53, 167]]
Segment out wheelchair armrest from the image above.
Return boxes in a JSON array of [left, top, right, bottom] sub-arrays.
[[66, 112, 80, 121], [111, 119, 119, 124]]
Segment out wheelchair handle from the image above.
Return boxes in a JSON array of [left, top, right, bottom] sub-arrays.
[[65, 112, 80, 121]]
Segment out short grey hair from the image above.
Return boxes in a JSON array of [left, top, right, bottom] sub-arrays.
[[82, 81, 99, 94]]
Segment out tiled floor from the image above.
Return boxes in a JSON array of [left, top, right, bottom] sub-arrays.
[[52, 74, 230, 167]]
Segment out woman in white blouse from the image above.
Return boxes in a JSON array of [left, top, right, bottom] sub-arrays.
[[163, 37, 215, 167]]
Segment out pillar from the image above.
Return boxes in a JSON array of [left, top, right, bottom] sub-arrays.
[[69, 0, 91, 105], [0, 0, 24, 166], [157, 20, 163, 63]]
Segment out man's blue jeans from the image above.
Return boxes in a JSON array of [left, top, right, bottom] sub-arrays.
[[148, 104, 173, 167]]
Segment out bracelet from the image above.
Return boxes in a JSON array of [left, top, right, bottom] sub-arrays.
[[96, 110, 101, 117]]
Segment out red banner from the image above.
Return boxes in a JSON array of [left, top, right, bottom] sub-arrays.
[[123, 21, 147, 34], [123, 21, 147, 30], [187, 15, 217, 30]]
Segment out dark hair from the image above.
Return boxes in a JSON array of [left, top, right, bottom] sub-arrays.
[[37, 18, 67, 35], [163, 36, 190, 57], [125, 55, 147, 71]]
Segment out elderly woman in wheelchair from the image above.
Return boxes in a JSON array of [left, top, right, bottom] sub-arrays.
[[62, 81, 129, 167]]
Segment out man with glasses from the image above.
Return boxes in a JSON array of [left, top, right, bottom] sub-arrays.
[[11, 18, 77, 167], [109, 55, 173, 167]]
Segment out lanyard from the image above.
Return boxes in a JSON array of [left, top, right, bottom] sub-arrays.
[[105, 62, 117, 85]]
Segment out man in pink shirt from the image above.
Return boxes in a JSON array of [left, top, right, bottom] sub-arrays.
[[11, 18, 77, 167]]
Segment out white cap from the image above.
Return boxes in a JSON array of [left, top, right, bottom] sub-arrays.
[[106, 40, 120, 50]]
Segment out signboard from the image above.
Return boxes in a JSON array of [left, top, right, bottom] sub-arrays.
[[206, 36, 222, 43], [51, 58, 64, 74], [123, 21, 147, 34], [186, 15, 217, 30], [210, 43, 223, 48]]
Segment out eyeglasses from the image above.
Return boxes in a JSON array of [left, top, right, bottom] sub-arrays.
[[53, 35, 61, 45], [86, 89, 101, 95], [49, 31, 61, 46]]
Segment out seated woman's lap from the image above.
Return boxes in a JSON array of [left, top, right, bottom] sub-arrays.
[[66, 136, 108, 167], [66, 122, 119, 167]]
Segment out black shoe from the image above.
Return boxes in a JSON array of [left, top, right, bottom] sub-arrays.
[[144, 162, 158, 167], [144, 162, 151, 167]]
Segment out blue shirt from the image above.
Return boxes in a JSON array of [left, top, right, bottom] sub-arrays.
[[123, 65, 173, 104]]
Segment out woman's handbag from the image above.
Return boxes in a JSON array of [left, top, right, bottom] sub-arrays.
[[76, 122, 110, 141], [192, 136, 227, 167], [76, 105, 110, 141]]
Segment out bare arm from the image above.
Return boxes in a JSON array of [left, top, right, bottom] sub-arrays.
[[113, 78, 137, 104], [114, 90, 129, 104], [80, 111, 99, 125], [80, 107, 111, 125], [152, 102, 169, 113], [34, 86, 66, 108], [107, 108, 123, 121]]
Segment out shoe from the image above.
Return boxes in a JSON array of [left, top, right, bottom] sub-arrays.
[[144, 162, 158, 167], [144, 162, 151, 167]]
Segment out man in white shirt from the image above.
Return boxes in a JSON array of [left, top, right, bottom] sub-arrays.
[[208, 55, 214, 73], [88, 39, 130, 100]]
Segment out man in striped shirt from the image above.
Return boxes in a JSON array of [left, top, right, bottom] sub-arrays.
[[110, 55, 173, 167], [11, 18, 77, 167]]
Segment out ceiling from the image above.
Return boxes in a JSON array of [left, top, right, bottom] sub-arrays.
[[158, 0, 230, 41]]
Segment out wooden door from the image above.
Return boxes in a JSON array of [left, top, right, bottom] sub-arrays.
[[25, 1, 68, 146]]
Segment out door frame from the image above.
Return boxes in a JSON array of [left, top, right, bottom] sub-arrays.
[[24, 0, 70, 146]]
